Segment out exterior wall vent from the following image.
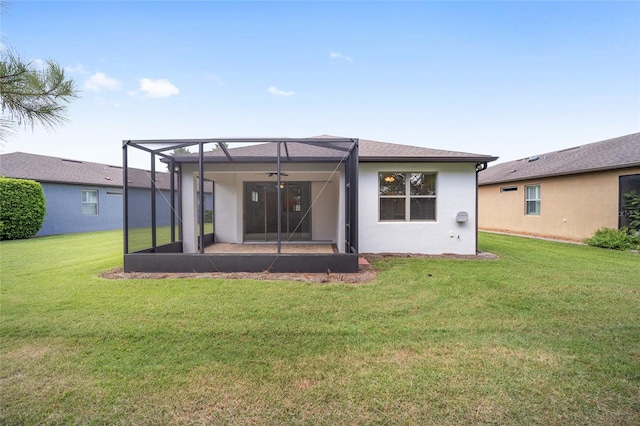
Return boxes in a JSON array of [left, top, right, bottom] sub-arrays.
[[500, 186, 518, 192]]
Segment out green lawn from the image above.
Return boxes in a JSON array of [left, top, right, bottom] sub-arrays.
[[1, 231, 638, 425]]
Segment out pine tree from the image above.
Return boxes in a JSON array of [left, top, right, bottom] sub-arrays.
[[0, 49, 78, 141]]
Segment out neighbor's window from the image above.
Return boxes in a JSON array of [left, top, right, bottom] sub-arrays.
[[81, 190, 98, 215], [525, 184, 540, 215], [379, 172, 436, 221]]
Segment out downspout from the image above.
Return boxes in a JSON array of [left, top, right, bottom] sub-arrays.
[[475, 162, 488, 254]]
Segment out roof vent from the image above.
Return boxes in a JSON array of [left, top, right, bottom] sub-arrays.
[[61, 158, 82, 164], [558, 146, 580, 153], [527, 156, 539, 163]]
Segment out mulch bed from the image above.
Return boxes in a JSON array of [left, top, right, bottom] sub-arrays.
[[101, 252, 497, 284]]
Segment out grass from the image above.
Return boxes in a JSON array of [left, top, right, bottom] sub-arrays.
[[1, 231, 639, 425]]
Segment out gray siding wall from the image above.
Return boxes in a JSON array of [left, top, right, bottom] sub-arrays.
[[38, 183, 124, 236], [38, 183, 180, 237]]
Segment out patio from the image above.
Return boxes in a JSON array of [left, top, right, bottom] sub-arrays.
[[204, 243, 336, 254], [123, 137, 359, 273]]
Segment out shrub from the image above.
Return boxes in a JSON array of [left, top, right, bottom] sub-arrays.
[[204, 209, 213, 223], [585, 227, 640, 251], [0, 177, 46, 240], [623, 190, 640, 233]]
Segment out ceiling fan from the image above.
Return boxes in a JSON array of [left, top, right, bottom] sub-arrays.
[[266, 172, 288, 177]]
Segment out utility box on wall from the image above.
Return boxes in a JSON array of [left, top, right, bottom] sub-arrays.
[[456, 211, 469, 223]]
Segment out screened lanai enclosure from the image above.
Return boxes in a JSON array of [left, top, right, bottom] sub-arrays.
[[122, 138, 359, 273]]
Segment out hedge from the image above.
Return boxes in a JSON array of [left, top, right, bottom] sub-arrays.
[[0, 177, 46, 240]]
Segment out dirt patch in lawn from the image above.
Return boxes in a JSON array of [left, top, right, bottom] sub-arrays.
[[101, 252, 497, 284], [101, 265, 378, 284]]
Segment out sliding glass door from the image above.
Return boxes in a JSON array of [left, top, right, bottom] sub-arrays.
[[244, 182, 311, 241]]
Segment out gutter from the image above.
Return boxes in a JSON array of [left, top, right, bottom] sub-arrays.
[[359, 156, 499, 163]]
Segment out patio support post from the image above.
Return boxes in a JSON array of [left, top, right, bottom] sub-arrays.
[[344, 139, 359, 254], [276, 141, 282, 254], [198, 142, 205, 254], [177, 163, 183, 242], [351, 139, 359, 253], [169, 159, 175, 243], [151, 153, 157, 250], [122, 141, 129, 254]]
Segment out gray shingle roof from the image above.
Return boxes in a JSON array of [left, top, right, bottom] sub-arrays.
[[2, 136, 498, 188], [166, 135, 497, 163], [358, 138, 496, 162], [0, 152, 172, 190], [478, 133, 640, 185]]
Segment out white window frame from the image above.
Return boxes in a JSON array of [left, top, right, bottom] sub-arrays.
[[379, 172, 437, 222], [525, 184, 541, 215], [81, 190, 98, 215]]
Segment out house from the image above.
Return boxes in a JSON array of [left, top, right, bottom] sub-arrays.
[[478, 133, 640, 241], [0, 152, 190, 237], [123, 136, 497, 273]]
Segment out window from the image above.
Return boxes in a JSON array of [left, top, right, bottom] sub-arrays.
[[379, 172, 436, 221], [619, 174, 640, 229], [525, 185, 540, 215], [81, 190, 98, 215]]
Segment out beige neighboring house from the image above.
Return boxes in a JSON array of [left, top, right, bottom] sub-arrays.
[[478, 133, 640, 241]]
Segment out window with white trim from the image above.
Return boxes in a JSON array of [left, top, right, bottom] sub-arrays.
[[81, 190, 98, 215], [379, 172, 436, 221], [525, 184, 540, 215]]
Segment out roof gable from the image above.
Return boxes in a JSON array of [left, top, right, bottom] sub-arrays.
[[478, 133, 640, 185]]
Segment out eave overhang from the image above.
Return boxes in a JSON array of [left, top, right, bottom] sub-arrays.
[[478, 162, 640, 186], [359, 155, 499, 163]]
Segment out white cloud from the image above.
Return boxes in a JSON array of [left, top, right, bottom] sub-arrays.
[[138, 78, 180, 98], [205, 73, 225, 86], [268, 86, 294, 96], [329, 51, 353, 62], [65, 64, 89, 75], [31, 59, 46, 70], [85, 72, 121, 91]]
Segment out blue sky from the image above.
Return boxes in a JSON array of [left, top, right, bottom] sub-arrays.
[[2, 1, 639, 168]]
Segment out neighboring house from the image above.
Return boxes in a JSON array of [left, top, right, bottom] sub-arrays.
[[0, 152, 184, 237], [123, 136, 497, 273], [478, 133, 640, 241]]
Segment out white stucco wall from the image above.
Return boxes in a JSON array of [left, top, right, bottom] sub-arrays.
[[311, 180, 339, 242], [358, 162, 478, 255], [181, 161, 479, 255], [181, 168, 197, 253], [181, 163, 344, 253]]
